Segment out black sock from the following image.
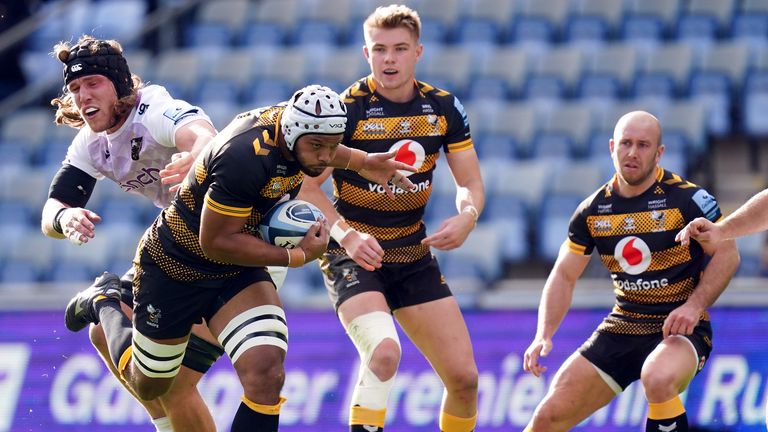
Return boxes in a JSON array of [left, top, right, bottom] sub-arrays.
[[95, 300, 133, 368], [231, 400, 279, 432], [646, 412, 688, 432]]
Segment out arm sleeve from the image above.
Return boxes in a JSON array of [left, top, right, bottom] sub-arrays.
[[142, 93, 213, 148], [48, 164, 97, 208], [685, 188, 723, 223], [566, 198, 595, 255], [443, 94, 474, 154]]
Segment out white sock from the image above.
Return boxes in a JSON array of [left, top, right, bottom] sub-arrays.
[[152, 416, 173, 432]]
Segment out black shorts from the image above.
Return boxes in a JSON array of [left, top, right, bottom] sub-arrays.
[[133, 251, 273, 340], [117, 268, 224, 372], [578, 321, 713, 391], [321, 252, 452, 312]]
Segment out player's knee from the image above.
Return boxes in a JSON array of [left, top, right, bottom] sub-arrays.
[[640, 366, 679, 399], [530, 403, 567, 432], [133, 376, 172, 401], [443, 363, 479, 396], [369, 338, 401, 381], [235, 347, 286, 396]]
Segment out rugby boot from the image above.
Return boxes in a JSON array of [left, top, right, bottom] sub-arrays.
[[64, 272, 122, 332]]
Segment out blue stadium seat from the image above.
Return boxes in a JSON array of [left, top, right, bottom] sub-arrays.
[[0, 259, 41, 284], [239, 22, 288, 47], [474, 135, 516, 160], [731, 13, 768, 56], [742, 71, 768, 136], [536, 194, 583, 262], [675, 14, 718, 58], [90, 0, 147, 44], [186, 23, 235, 48], [486, 201, 530, 264]]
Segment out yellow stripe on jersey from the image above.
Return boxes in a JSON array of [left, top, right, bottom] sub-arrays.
[[351, 115, 448, 140], [586, 209, 685, 238], [204, 194, 252, 217], [567, 239, 587, 255], [447, 138, 474, 153], [601, 243, 691, 273]]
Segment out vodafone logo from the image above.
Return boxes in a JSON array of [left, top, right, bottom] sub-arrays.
[[614, 236, 651, 275], [390, 139, 425, 176]]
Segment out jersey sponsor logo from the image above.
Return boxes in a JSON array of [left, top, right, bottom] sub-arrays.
[[614, 236, 652, 275], [130, 136, 143, 160], [389, 139, 425, 176], [614, 277, 669, 291], [648, 198, 667, 209], [138, 103, 149, 115], [593, 219, 611, 232], [368, 179, 430, 195], [363, 122, 386, 135], [598, 203, 612, 214], [692, 189, 719, 221], [399, 120, 412, 134], [366, 106, 385, 117], [421, 104, 434, 113], [163, 106, 199, 124], [119, 167, 161, 191]]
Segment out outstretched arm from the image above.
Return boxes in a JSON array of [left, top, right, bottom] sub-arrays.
[[298, 171, 385, 271], [329, 146, 415, 198], [523, 243, 590, 377], [677, 189, 768, 246], [160, 119, 216, 193]]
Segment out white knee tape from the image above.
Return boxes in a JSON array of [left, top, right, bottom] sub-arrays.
[[347, 311, 401, 409], [132, 329, 187, 379], [217, 305, 288, 364]]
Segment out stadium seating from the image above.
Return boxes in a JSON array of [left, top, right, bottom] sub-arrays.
[[0, 0, 763, 285]]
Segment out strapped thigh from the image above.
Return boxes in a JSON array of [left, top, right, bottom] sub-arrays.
[[217, 305, 288, 364]]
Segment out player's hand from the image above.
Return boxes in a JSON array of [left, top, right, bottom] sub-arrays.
[[523, 337, 552, 377], [341, 231, 384, 271], [675, 217, 720, 246], [160, 151, 194, 193], [358, 150, 416, 199], [422, 211, 475, 250], [60, 207, 101, 245], [663, 302, 702, 338], [297, 220, 330, 262]]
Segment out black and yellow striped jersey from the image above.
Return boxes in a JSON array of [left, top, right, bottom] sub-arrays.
[[328, 76, 473, 263], [567, 167, 724, 335], [139, 104, 304, 283]]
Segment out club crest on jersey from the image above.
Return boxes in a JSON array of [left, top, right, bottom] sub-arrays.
[[615, 236, 652, 275], [389, 139, 425, 176], [130, 136, 143, 160]]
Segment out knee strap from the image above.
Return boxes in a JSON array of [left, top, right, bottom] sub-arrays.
[[347, 311, 401, 410], [182, 333, 225, 373], [131, 329, 187, 379], [217, 305, 288, 364]]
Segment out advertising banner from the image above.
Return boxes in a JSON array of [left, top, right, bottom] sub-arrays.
[[1, 308, 766, 431]]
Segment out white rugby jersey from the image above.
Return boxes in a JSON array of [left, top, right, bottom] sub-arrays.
[[63, 85, 212, 208]]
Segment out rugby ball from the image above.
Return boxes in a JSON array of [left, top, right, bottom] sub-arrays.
[[258, 199, 324, 248]]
